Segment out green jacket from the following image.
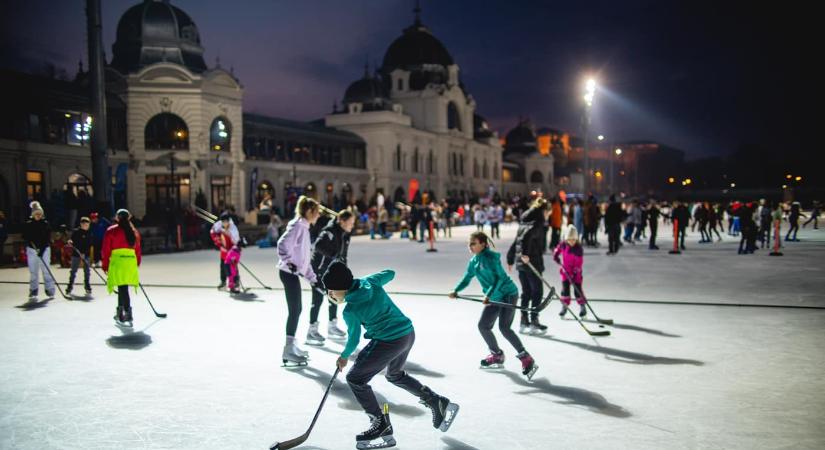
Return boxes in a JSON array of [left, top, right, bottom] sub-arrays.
[[341, 270, 413, 359], [453, 248, 519, 302]]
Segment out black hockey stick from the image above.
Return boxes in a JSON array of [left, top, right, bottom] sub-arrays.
[[556, 264, 614, 325], [34, 251, 71, 300], [525, 261, 610, 337], [138, 283, 168, 318], [72, 247, 107, 283], [454, 291, 553, 313], [270, 366, 341, 450], [239, 261, 273, 290]]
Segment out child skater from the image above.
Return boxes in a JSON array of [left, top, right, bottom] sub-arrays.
[[553, 225, 587, 318], [211, 213, 242, 294], [276, 195, 320, 366], [449, 231, 538, 380], [66, 216, 92, 296], [324, 262, 459, 450], [102, 209, 141, 327]]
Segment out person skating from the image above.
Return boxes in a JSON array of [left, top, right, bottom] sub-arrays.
[[785, 201, 805, 241], [276, 195, 320, 366], [306, 209, 355, 346], [66, 217, 92, 296], [604, 195, 623, 255], [449, 231, 538, 379], [506, 198, 549, 334], [671, 200, 691, 250], [554, 225, 587, 318], [89, 212, 109, 268], [22, 201, 55, 301], [647, 200, 661, 250], [211, 213, 243, 293], [803, 201, 820, 229], [325, 262, 459, 449], [102, 209, 141, 327]]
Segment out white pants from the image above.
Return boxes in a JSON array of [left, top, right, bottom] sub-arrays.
[[27, 247, 55, 294]]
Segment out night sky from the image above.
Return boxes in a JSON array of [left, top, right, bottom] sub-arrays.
[[1, 0, 816, 161]]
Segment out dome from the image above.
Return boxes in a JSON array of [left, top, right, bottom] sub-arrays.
[[344, 70, 388, 104], [381, 11, 454, 73], [505, 121, 537, 151], [111, 0, 208, 75]]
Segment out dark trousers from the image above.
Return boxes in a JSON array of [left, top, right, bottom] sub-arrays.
[[786, 220, 799, 240], [490, 222, 500, 239], [309, 288, 338, 324], [677, 227, 687, 249], [649, 223, 658, 248], [68, 255, 91, 289], [478, 294, 524, 354], [561, 280, 585, 303], [117, 285, 131, 310], [279, 271, 303, 337], [219, 260, 230, 284], [518, 270, 543, 321], [607, 224, 621, 253], [346, 331, 425, 418], [550, 227, 561, 250]]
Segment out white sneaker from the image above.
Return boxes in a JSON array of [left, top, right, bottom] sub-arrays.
[[328, 319, 347, 339]]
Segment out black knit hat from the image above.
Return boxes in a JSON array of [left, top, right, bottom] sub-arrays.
[[323, 261, 354, 291]]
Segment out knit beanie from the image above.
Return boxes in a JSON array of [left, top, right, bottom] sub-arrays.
[[323, 261, 354, 291]]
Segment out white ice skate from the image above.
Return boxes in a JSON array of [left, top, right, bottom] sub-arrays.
[[328, 319, 347, 340], [305, 323, 326, 346], [282, 342, 308, 367]]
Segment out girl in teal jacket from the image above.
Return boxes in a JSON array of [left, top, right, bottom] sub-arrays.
[[450, 231, 538, 379]]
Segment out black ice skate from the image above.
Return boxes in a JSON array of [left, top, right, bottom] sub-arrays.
[[419, 386, 459, 432], [356, 406, 395, 449], [530, 318, 548, 335], [579, 304, 587, 317], [113, 307, 133, 329]]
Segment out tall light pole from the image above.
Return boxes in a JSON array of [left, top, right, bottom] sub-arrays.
[[612, 148, 622, 193], [86, 0, 111, 215], [583, 78, 596, 194]]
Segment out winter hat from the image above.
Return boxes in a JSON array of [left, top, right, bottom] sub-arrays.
[[565, 224, 579, 242], [116, 209, 130, 220], [30, 201, 44, 217], [323, 261, 354, 291]]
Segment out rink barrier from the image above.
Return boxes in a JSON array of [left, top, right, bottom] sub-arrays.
[[2, 280, 824, 309]]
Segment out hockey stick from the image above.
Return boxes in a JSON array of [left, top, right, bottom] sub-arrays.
[[270, 366, 341, 450], [34, 250, 71, 300], [138, 283, 168, 318], [555, 264, 614, 325], [525, 261, 610, 337], [239, 261, 273, 290], [454, 292, 552, 313]]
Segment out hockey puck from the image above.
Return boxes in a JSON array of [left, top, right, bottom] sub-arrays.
[[599, 325, 605, 328]]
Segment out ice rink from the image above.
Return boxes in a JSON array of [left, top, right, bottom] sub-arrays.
[[1, 224, 824, 449]]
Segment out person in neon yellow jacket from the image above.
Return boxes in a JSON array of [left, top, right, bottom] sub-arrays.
[[102, 209, 141, 327]]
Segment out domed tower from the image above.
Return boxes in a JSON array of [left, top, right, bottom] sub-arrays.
[[503, 119, 554, 192], [109, 0, 243, 220], [341, 65, 393, 113], [111, 0, 207, 75], [377, 4, 474, 136]]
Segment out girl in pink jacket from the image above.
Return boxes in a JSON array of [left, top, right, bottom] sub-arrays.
[[553, 225, 587, 317]]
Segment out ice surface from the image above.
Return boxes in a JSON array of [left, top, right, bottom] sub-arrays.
[[1, 225, 824, 449]]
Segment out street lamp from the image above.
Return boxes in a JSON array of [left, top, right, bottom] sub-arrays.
[[610, 147, 622, 193], [582, 77, 596, 194]]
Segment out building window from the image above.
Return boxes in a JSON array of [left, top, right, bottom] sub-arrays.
[[473, 158, 479, 177], [210, 117, 231, 151], [395, 144, 402, 171], [210, 176, 231, 211], [494, 162, 499, 180], [397, 78, 404, 91], [145, 113, 189, 150], [459, 154, 464, 176], [413, 148, 419, 173], [530, 171, 544, 183], [428, 150, 434, 174], [447, 102, 462, 131], [26, 170, 44, 199], [483, 160, 489, 179], [146, 174, 191, 213]]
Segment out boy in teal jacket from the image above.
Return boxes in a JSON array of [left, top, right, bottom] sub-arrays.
[[449, 231, 538, 379], [324, 262, 459, 449]]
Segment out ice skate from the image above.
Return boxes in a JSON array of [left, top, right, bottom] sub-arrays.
[[356, 409, 395, 449], [559, 304, 567, 317], [217, 282, 227, 291], [419, 387, 459, 432], [27, 290, 38, 302], [579, 304, 587, 317], [517, 351, 538, 381], [328, 319, 347, 340], [65, 285, 73, 296], [44, 290, 55, 300], [529, 318, 548, 335], [281, 342, 308, 367], [113, 307, 133, 329], [480, 350, 505, 369], [518, 316, 531, 334], [305, 322, 326, 346]]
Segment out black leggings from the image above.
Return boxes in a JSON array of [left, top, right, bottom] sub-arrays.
[[117, 285, 131, 309], [478, 295, 524, 354], [309, 288, 338, 324], [279, 271, 302, 337], [518, 269, 543, 321]]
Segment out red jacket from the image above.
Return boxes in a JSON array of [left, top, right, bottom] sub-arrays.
[[102, 224, 142, 272]]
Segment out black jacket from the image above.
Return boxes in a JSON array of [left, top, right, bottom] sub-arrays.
[[70, 228, 92, 254], [604, 202, 624, 227], [672, 205, 690, 228], [648, 206, 660, 227], [22, 218, 51, 250], [507, 207, 546, 272], [311, 220, 351, 285]]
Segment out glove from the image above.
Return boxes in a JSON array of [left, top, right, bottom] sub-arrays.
[[37, 247, 46, 258], [311, 282, 325, 295], [287, 263, 297, 273]]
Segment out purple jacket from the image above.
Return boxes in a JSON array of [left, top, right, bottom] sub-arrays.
[[553, 242, 583, 284], [276, 216, 317, 283]]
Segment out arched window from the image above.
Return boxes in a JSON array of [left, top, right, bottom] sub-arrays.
[[447, 102, 462, 131], [145, 113, 189, 150], [257, 181, 274, 206], [413, 147, 419, 173], [65, 173, 93, 196], [530, 171, 544, 183], [494, 162, 499, 180], [473, 158, 479, 177], [428, 150, 434, 174], [210, 117, 231, 151], [459, 154, 464, 176], [395, 144, 402, 171], [483, 160, 489, 179]]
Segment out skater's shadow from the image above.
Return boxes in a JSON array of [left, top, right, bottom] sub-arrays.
[[546, 336, 704, 366], [294, 446, 333, 450], [15, 298, 53, 311], [230, 293, 263, 302], [292, 366, 425, 418], [441, 436, 482, 450], [106, 331, 152, 350], [69, 295, 94, 302], [403, 361, 446, 378], [491, 370, 631, 418], [579, 319, 681, 338]]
